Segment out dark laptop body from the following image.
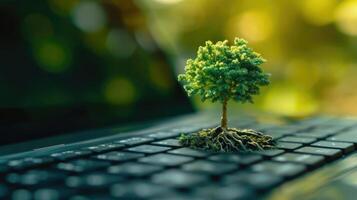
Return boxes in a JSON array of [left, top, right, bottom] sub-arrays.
[[1, 1, 357, 200]]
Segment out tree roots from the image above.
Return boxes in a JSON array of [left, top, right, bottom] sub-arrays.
[[179, 127, 275, 152]]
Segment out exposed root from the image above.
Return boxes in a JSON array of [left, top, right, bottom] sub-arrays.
[[179, 127, 275, 152]]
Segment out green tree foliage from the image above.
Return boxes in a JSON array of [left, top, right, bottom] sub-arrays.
[[178, 38, 270, 104], [178, 38, 274, 152]]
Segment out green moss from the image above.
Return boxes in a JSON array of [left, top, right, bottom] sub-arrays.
[[179, 127, 275, 152]]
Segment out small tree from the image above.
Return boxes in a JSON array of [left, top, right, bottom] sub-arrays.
[[178, 38, 274, 152]]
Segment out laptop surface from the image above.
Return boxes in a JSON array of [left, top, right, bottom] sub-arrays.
[[1, 1, 357, 200]]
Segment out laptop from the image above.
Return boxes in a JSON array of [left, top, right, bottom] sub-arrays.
[[1, 1, 357, 200]]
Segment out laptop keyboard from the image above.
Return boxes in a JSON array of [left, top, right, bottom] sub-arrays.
[[0, 117, 356, 199]]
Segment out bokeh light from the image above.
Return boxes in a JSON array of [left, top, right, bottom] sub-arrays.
[[301, 0, 338, 26], [263, 86, 318, 117], [2, 0, 357, 118], [139, 0, 357, 117], [153, 0, 184, 5], [72, 1, 106, 33], [33, 39, 72, 73], [227, 10, 274, 43], [335, 0, 357, 36], [104, 77, 137, 105]]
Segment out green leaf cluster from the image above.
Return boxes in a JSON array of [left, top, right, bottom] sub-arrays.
[[178, 38, 270, 103]]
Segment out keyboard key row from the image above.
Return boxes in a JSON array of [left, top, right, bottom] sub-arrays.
[[51, 150, 91, 161], [151, 169, 208, 188], [182, 160, 237, 175], [83, 143, 125, 153], [208, 154, 262, 165], [147, 131, 180, 139], [311, 141, 354, 153], [139, 153, 193, 166], [95, 152, 144, 162], [251, 161, 306, 178], [294, 146, 342, 159], [222, 171, 283, 191], [126, 145, 171, 154], [115, 137, 154, 146], [108, 162, 163, 177], [152, 139, 181, 147], [273, 153, 324, 167], [56, 159, 110, 173], [278, 136, 316, 144], [327, 131, 357, 144]]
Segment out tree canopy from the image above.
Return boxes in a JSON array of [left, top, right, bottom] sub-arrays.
[[178, 38, 270, 104]]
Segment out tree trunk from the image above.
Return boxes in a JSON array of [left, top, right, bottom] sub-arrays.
[[221, 99, 228, 129]]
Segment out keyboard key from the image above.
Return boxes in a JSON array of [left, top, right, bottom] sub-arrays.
[[276, 142, 303, 150], [108, 162, 163, 177], [11, 188, 73, 200], [139, 153, 193, 166], [312, 125, 348, 135], [222, 171, 283, 190], [193, 184, 254, 200], [152, 139, 182, 147], [11, 189, 32, 200], [295, 147, 342, 159], [7, 157, 54, 170], [278, 136, 316, 144], [182, 160, 237, 175], [68, 194, 116, 200], [273, 153, 324, 166], [327, 132, 357, 144], [263, 127, 299, 139], [115, 137, 153, 146], [51, 150, 91, 161], [95, 151, 144, 162], [110, 182, 171, 199], [154, 193, 206, 200], [293, 132, 331, 139], [126, 145, 171, 154], [33, 188, 62, 200], [56, 159, 110, 173], [147, 131, 179, 139], [6, 170, 65, 186], [83, 143, 125, 153], [256, 149, 284, 157], [66, 173, 124, 189], [151, 170, 208, 187], [168, 148, 208, 158], [311, 141, 355, 153], [251, 161, 306, 178], [208, 154, 262, 165]]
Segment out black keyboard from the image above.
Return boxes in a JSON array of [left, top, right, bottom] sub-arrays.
[[0, 116, 356, 200]]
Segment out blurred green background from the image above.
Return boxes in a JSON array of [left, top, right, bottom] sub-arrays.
[[138, 0, 357, 117], [2, 0, 357, 119]]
